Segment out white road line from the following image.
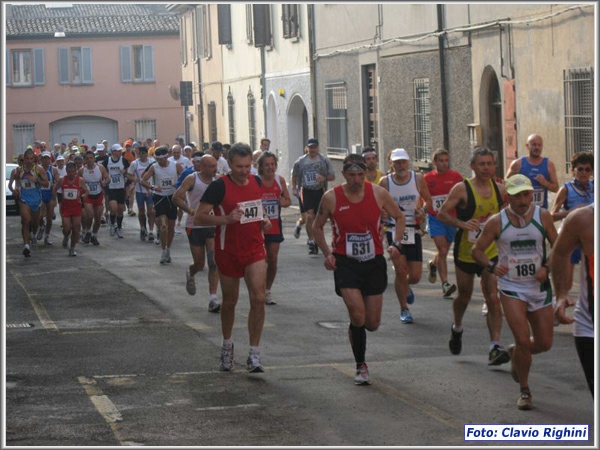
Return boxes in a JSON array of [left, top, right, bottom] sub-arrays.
[[195, 403, 261, 411], [10, 270, 59, 332]]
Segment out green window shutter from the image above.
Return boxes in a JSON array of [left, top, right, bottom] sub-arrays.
[[143, 45, 154, 82], [58, 47, 69, 84], [81, 47, 93, 84]]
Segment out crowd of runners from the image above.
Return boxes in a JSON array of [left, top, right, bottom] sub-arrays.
[[8, 134, 594, 410]]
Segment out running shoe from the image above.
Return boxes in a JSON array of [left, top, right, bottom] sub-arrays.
[[109, 223, 116, 236], [208, 299, 221, 313], [140, 228, 147, 241], [23, 245, 31, 258], [488, 344, 510, 366], [308, 241, 318, 255], [174, 224, 182, 235], [36, 224, 45, 241], [428, 260, 437, 283], [442, 282, 457, 298], [481, 301, 488, 316], [62, 234, 69, 249], [165, 249, 171, 263], [160, 249, 168, 265], [246, 350, 264, 373], [82, 231, 92, 244], [517, 390, 533, 410], [90, 235, 100, 246], [220, 343, 234, 371], [407, 288, 415, 305], [185, 270, 196, 296], [69, 247, 77, 257], [128, 209, 136, 216], [265, 291, 276, 305], [293, 223, 302, 239], [354, 363, 371, 385], [148, 232, 155, 242], [116, 227, 123, 239], [399, 308, 413, 324], [449, 325, 463, 355], [507, 344, 518, 383], [100, 216, 107, 225], [44, 236, 53, 246]]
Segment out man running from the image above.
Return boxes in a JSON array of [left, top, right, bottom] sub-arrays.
[[423, 148, 463, 297], [80, 150, 109, 246], [472, 174, 557, 410], [291, 138, 336, 255], [438, 147, 510, 366], [103, 143, 130, 238], [37, 151, 59, 246], [194, 142, 272, 373], [379, 148, 432, 323], [313, 154, 405, 385], [169, 144, 193, 234], [127, 146, 157, 242], [173, 153, 221, 313], [362, 147, 383, 185], [140, 146, 184, 264]]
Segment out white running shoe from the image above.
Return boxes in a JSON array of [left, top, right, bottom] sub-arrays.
[[220, 343, 234, 371], [354, 364, 371, 385]]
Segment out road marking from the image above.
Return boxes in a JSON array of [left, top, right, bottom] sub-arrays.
[[10, 270, 59, 332], [195, 403, 261, 411]]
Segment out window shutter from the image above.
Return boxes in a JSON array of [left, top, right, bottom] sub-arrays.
[[218, 4, 232, 46], [253, 5, 271, 47], [58, 48, 70, 84], [120, 45, 132, 82], [6, 49, 11, 86], [33, 48, 45, 85], [81, 47, 93, 84], [143, 45, 154, 82], [282, 5, 290, 38]]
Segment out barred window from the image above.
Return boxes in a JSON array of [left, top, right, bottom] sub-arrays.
[[208, 101, 218, 143], [282, 4, 299, 39], [564, 67, 594, 171], [413, 78, 432, 161], [135, 119, 156, 143], [13, 123, 35, 156], [193, 5, 211, 60], [325, 81, 348, 157], [248, 89, 257, 150], [227, 89, 235, 144]]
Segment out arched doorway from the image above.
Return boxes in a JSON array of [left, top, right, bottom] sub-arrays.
[[50, 115, 118, 148], [267, 94, 278, 154], [286, 94, 308, 177], [479, 67, 504, 177]]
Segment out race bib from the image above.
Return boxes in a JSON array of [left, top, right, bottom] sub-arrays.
[[401, 226, 415, 245], [346, 232, 375, 261], [431, 195, 447, 212], [302, 170, 318, 187], [110, 174, 121, 184], [507, 254, 541, 281], [263, 199, 279, 219], [87, 181, 100, 194], [64, 188, 78, 200], [21, 179, 33, 189], [467, 221, 485, 243], [239, 199, 264, 224], [532, 188, 544, 206]]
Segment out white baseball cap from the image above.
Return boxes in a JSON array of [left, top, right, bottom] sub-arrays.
[[390, 148, 410, 161]]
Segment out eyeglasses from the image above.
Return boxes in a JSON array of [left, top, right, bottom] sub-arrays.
[[575, 167, 592, 173]]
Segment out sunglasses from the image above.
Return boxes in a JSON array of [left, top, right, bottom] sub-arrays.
[[575, 167, 592, 173]]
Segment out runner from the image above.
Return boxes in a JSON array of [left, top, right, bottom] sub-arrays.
[[378, 148, 432, 323], [437, 147, 510, 366], [127, 146, 157, 242], [362, 147, 382, 185], [173, 153, 221, 312], [37, 152, 59, 246], [423, 148, 463, 297], [103, 143, 131, 238], [194, 142, 272, 373], [257, 151, 292, 305], [313, 153, 405, 385], [472, 174, 557, 410], [80, 150, 109, 246]]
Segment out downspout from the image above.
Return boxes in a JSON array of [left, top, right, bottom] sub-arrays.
[[261, 45, 267, 138], [437, 4, 449, 152], [308, 4, 318, 138], [197, 53, 204, 147]]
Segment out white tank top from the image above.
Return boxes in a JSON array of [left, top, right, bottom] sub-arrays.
[[82, 164, 103, 195], [386, 171, 420, 226], [129, 159, 154, 193], [153, 161, 178, 196], [574, 203, 594, 338], [185, 172, 214, 229], [107, 157, 126, 189]]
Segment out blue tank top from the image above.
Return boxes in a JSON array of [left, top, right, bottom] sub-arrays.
[[519, 156, 550, 208], [564, 179, 594, 210]]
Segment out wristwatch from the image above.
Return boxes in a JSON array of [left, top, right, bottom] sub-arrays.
[[391, 240, 402, 252], [487, 260, 497, 273]]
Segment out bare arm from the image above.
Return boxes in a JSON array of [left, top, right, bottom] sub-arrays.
[[550, 186, 568, 221], [278, 175, 292, 208], [471, 214, 504, 275], [36, 165, 49, 188], [375, 186, 404, 259], [140, 165, 155, 190], [437, 182, 479, 233], [415, 173, 432, 222], [173, 175, 195, 214], [193, 201, 243, 227], [312, 190, 337, 270], [505, 158, 522, 179], [540, 160, 559, 193]]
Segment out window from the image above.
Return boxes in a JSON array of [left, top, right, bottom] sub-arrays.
[[58, 47, 92, 85], [208, 101, 218, 143], [248, 88, 256, 150], [7, 48, 45, 86], [227, 89, 235, 144], [253, 4, 273, 48], [325, 81, 348, 157], [120, 45, 154, 83], [180, 16, 188, 66], [245, 5, 253, 44], [194, 5, 211, 60], [135, 119, 156, 142], [282, 4, 299, 40], [413, 78, 432, 161], [13, 124, 35, 156], [218, 4, 232, 47], [564, 67, 594, 171]]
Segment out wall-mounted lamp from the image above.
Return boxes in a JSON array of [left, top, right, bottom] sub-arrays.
[[54, 26, 66, 38], [278, 88, 285, 98]]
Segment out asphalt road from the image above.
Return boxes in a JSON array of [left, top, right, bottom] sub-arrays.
[[4, 206, 595, 446]]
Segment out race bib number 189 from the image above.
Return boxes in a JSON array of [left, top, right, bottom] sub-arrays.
[[239, 199, 264, 224]]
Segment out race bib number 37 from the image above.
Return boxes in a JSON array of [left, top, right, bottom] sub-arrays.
[[239, 199, 264, 224]]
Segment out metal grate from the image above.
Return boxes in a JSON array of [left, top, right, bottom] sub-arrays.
[[413, 78, 432, 161], [227, 89, 235, 144], [134, 119, 156, 143], [247, 88, 256, 150], [325, 81, 348, 157], [564, 67, 594, 172], [13, 123, 35, 155]]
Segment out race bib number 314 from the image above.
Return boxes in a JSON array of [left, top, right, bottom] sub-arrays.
[[239, 199, 264, 224]]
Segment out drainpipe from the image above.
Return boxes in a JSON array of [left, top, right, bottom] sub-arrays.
[[308, 4, 317, 138], [196, 59, 204, 146], [261, 45, 267, 138], [437, 4, 449, 151]]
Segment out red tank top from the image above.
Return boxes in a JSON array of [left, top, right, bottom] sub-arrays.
[[261, 175, 283, 236], [214, 174, 265, 256], [331, 182, 383, 259], [62, 176, 83, 206], [423, 169, 463, 216]]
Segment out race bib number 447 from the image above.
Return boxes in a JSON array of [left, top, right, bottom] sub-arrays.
[[239, 199, 264, 224]]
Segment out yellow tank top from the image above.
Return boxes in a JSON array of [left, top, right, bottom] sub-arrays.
[[366, 169, 382, 185], [455, 178, 500, 263]]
